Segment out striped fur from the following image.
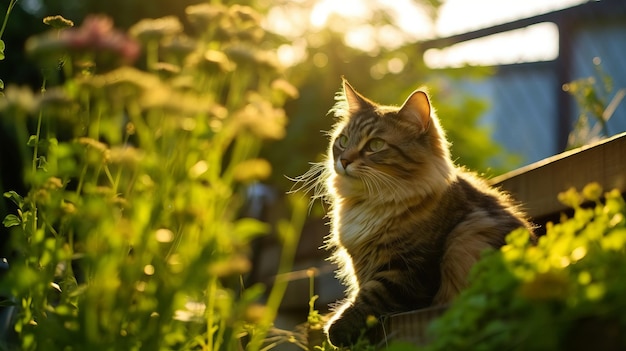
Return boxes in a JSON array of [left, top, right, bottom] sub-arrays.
[[299, 79, 535, 347]]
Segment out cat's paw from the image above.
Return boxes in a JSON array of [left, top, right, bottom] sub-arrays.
[[327, 316, 365, 347], [327, 309, 383, 348]]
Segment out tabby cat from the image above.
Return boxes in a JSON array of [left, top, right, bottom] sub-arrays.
[[299, 79, 535, 347]]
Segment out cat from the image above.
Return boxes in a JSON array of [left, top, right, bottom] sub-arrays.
[[296, 78, 535, 347]]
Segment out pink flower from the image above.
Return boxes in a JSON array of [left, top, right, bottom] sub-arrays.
[[60, 15, 140, 64], [26, 15, 140, 70]]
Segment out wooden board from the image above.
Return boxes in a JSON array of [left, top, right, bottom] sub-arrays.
[[490, 132, 626, 219]]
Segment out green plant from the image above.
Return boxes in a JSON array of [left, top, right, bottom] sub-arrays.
[[1, 4, 303, 350], [424, 183, 626, 350], [0, 0, 19, 230], [0, 0, 20, 92], [564, 57, 626, 149]]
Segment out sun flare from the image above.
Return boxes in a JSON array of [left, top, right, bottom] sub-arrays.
[[267, 0, 588, 68]]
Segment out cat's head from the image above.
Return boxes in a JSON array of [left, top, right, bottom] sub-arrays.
[[326, 78, 454, 203]]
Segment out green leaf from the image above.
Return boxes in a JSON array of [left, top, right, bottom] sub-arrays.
[[3, 190, 24, 208], [27, 135, 38, 147], [0, 78, 4, 90], [0, 40, 5, 60], [233, 218, 270, 241], [37, 155, 48, 172], [2, 214, 21, 227]]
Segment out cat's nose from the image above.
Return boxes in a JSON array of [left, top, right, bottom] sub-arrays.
[[340, 158, 352, 169]]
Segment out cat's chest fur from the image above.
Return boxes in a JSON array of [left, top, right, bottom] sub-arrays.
[[333, 201, 393, 249], [331, 197, 434, 252]]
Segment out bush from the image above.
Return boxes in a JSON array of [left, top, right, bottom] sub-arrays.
[[1, 5, 304, 351], [425, 183, 626, 350]]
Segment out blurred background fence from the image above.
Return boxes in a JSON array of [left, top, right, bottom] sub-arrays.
[[422, 0, 626, 165]]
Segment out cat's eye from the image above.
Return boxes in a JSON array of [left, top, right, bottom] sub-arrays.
[[365, 138, 386, 152], [337, 134, 349, 148]]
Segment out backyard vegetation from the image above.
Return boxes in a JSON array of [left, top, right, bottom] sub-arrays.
[[0, 3, 308, 350], [424, 184, 626, 350], [1, 1, 626, 351]]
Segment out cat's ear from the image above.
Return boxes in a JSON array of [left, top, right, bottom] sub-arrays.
[[342, 78, 372, 114], [399, 90, 431, 131]]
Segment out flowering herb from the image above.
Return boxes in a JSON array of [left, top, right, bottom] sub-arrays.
[[1, 4, 302, 351]]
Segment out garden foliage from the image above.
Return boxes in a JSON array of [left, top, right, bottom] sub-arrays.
[[1, 4, 303, 350], [564, 57, 626, 149], [425, 183, 626, 350]]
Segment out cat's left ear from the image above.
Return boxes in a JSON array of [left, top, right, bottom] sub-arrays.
[[398, 90, 431, 132]]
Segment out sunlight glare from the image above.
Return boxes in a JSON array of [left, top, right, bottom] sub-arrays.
[[344, 25, 377, 53], [267, 0, 588, 68], [437, 0, 589, 36], [277, 41, 307, 68], [387, 57, 406, 74], [424, 22, 560, 68], [310, 0, 370, 29], [384, 0, 435, 39]]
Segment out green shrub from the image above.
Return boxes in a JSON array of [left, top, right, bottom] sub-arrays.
[[1, 5, 303, 351], [425, 183, 626, 350]]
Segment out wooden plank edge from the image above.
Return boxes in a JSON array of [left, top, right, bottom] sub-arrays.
[[489, 132, 626, 219]]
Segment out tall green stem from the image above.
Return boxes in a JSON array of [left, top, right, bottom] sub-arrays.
[[31, 110, 43, 174], [0, 0, 18, 40], [246, 197, 307, 351], [206, 275, 218, 351]]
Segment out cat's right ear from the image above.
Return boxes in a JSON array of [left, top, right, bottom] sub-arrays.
[[342, 78, 372, 114]]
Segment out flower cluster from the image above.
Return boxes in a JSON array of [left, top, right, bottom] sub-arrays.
[[26, 15, 140, 73]]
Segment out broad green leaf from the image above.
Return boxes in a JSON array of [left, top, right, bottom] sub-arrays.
[[3, 190, 23, 207], [233, 218, 270, 241], [2, 214, 21, 227]]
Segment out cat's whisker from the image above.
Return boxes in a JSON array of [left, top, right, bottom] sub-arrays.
[[369, 175, 414, 217], [360, 170, 381, 197], [358, 172, 379, 198], [289, 163, 323, 193], [361, 169, 410, 208], [370, 174, 390, 199], [288, 161, 330, 212]]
